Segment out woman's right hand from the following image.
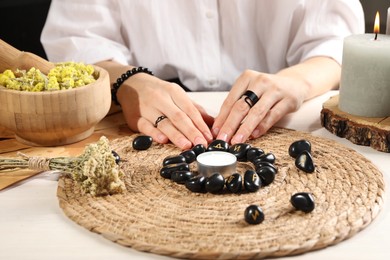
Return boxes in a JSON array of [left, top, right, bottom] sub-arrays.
[[112, 67, 214, 150]]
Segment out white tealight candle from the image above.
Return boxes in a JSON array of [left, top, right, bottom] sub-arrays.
[[339, 33, 390, 117], [196, 151, 237, 177]]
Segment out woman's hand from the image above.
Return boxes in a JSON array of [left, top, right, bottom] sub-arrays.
[[212, 57, 340, 144], [97, 61, 214, 150], [118, 74, 214, 150]]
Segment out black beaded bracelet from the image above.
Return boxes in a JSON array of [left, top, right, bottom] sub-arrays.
[[111, 66, 153, 105]]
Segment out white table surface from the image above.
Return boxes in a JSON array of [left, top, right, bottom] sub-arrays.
[[1, 91, 389, 260]]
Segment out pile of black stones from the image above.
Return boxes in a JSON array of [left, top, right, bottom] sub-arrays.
[[129, 135, 316, 225]]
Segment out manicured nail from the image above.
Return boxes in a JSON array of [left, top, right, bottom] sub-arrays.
[[217, 132, 228, 141], [194, 136, 207, 146], [231, 134, 244, 144], [212, 128, 219, 137], [178, 138, 192, 150], [204, 131, 213, 142], [252, 129, 261, 138], [157, 133, 168, 143]]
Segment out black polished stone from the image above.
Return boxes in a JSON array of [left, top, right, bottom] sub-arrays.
[[225, 173, 243, 193], [291, 192, 315, 213], [295, 150, 315, 173], [244, 205, 265, 224], [192, 144, 206, 156], [228, 143, 251, 162], [163, 155, 186, 166], [244, 170, 261, 192], [132, 135, 153, 150], [289, 139, 311, 158], [160, 162, 189, 179], [111, 150, 120, 164], [246, 147, 265, 162], [207, 139, 229, 152], [254, 161, 278, 174], [256, 166, 276, 186], [185, 176, 206, 193], [180, 149, 197, 164], [205, 173, 225, 193], [171, 170, 194, 184], [252, 153, 276, 165]]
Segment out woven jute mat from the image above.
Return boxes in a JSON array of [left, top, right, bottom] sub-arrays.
[[57, 127, 385, 259]]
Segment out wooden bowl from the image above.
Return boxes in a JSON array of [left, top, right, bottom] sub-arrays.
[[0, 65, 111, 146]]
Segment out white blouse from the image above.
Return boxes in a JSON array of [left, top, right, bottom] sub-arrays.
[[41, 0, 364, 91]]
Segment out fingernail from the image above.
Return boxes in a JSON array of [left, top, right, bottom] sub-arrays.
[[194, 136, 207, 146], [178, 138, 192, 150], [217, 132, 228, 141], [204, 131, 213, 141], [252, 129, 261, 138], [231, 134, 244, 144], [212, 128, 219, 137], [157, 133, 168, 143]]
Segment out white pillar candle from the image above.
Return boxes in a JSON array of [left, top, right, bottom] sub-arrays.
[[387, 8, 390, 35], [339, 33, 390, 117]]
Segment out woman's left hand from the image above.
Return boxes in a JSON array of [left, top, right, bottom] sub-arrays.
[[211, 70, 307, 144], [211, 57, 341, 144]]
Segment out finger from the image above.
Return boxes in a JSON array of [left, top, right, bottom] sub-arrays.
[[193, 102, 215, 128], [212, 71, 252, 137], [231, 94, 288, 144], [155, 116, 193, 150], [167, 90, 213, 144], [251, 97, 298, 139], [136, 117, 169, 144], [215, 97, 252, 142]]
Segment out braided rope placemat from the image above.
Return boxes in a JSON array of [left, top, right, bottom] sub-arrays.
[[57, 128, 385, 259]]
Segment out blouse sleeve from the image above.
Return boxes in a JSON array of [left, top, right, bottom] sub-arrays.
[[286, 0, 365, 66], [41, 0, 131, 65]]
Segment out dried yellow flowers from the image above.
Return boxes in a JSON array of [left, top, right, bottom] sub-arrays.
[[0, 61, 96, 91], [0, 136, 125, 196]]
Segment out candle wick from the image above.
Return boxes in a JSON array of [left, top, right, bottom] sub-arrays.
[[375, 33, 378, 40]]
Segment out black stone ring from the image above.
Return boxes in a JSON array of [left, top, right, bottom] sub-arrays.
[[241, 90, 259, 108], [154, 115, 168, 127]]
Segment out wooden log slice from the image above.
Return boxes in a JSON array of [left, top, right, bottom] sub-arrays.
[[321, 95, 390, 153]]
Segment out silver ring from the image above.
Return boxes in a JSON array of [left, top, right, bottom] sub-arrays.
[[154, 115, 167, 127]]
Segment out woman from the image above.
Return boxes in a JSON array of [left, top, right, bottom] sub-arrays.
[[41, 0, 364, 150]]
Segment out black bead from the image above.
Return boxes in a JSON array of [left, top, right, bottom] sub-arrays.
[[207, 140, 229, 152], [111, 150, 120, 164], [244, 205, 265, 224], [116, 77, 124, 84], [225, 173, 243, 193], [291, 192, 315, 213], [256, 165, 276, 186], [228, 143, 251, 162], [295, 150, 315, 173], [192, 144, 206, 156], [163, 155, 186, 166], [121, 74, 128, 80], [243, 170, 261, 192], [126, 70, 132, 76], [246, 147, 265, 162], [205, 173, 225, 193], [171, 170, 194, 184], [289, 139, 311, 158], [160, 163, 189, 179], [180, 149, 197, 164], [185, 176, 206, 193], [132, 135, 153, 150]]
